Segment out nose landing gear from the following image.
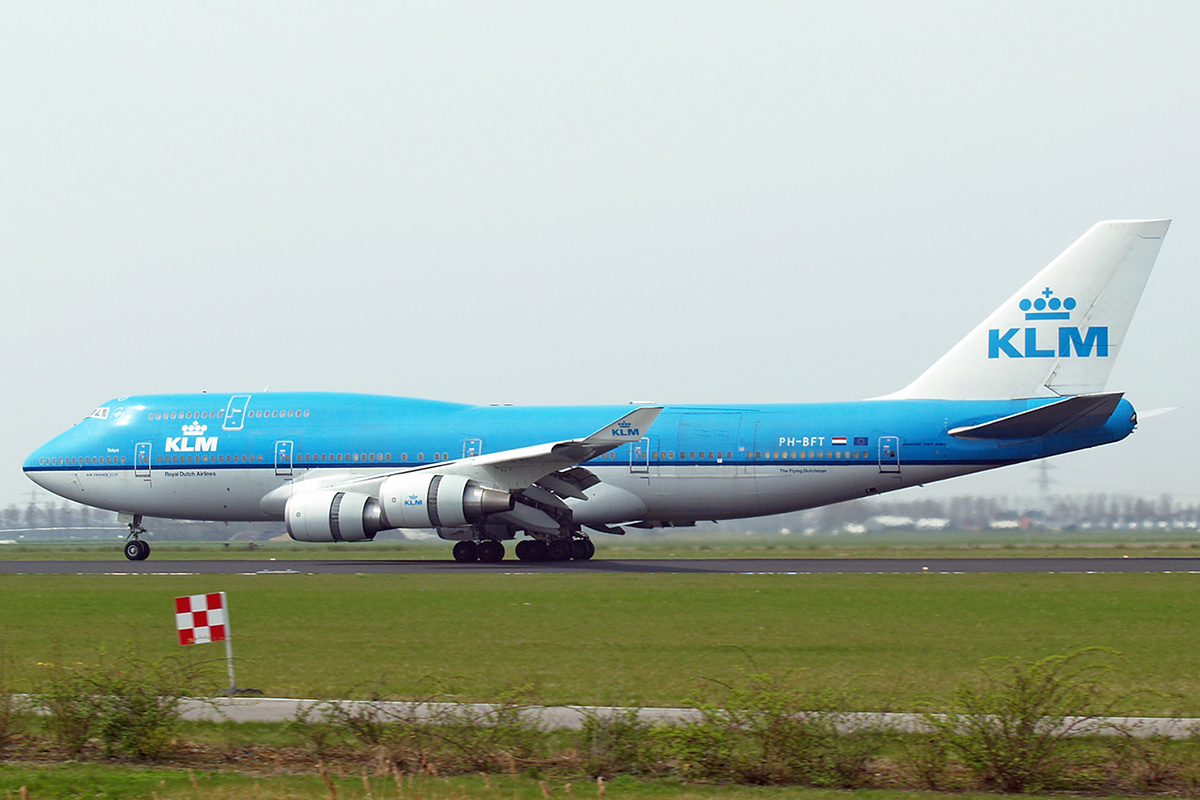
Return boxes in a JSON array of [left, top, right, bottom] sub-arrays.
[[123, 515, 150, 561]]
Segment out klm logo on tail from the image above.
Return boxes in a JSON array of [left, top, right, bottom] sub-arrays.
[[988, 288, 1108, 359]]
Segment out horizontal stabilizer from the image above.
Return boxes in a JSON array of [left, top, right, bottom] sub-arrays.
[[948, 392, 1125, 440]]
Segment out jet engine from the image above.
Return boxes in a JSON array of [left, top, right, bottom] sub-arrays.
[[286, 491, 384, 542], [379, 473, 514, 529]]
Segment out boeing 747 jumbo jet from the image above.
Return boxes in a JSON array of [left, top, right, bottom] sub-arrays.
[[24, 220, 1170, 562]]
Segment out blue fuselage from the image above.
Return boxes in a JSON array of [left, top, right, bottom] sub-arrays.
[[23, 392, 1136, 526]]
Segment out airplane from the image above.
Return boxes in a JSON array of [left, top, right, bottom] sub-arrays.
[[23, 219, 1170, 562]]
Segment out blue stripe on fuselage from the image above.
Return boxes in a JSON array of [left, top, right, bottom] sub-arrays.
[[23, 392, 1136, 477]]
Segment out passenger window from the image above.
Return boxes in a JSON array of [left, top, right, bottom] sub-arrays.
[[417, 453, 424, 461]]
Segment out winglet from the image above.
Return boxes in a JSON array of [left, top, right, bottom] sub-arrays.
[[547, 406, 663, 464], [582, 407, 663, 446]]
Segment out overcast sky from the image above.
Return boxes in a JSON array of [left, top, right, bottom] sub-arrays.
[[3, 3, 1198, 512]]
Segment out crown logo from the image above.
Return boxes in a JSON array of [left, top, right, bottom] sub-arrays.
[[1019, 287, 1076, 320], [182, 421, 208, 435]]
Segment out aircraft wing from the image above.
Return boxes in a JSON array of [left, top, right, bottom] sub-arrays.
[[264, 406, 663, 514], [451, 405, 663, 490]]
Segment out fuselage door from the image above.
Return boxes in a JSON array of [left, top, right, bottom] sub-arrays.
[[878, 436, 900, 473], [134, 442, 152, 478], [630, 437, 651, 474], [463, 438, 483, 458], [223, 395, 251, 431], [275, 440, 294, 477]]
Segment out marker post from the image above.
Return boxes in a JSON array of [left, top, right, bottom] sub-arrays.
[[174, 591, 238, 694]]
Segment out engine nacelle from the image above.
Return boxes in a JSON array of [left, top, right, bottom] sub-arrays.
[[380, 473, 514, 529], [286, 491, 384, 542]]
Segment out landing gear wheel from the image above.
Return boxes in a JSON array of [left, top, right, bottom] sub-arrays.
[[515, 540, 536, 561], [547, 539, 573, 561], [571, 539, 595, 560], [124, 539, 149, 561], [452, 540, 478, 563], [123, 515, 149, 561], [477, 540, 505, 563], [515, 540, 549, 562]]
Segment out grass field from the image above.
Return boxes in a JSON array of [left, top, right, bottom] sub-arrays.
[[0, 765, 1163, 800], [1, 570, 1198, 715]]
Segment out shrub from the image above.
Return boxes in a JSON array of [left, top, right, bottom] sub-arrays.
[[38, 654, 209, 759], [0, 656, 30, 753], [294, 689, 548, 775], [927, 648, 1127, 792], [576, 707, 653, 778], [649, 674, 885, 787], [433, 693, 546, 772]]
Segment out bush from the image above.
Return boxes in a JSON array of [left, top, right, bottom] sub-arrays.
[[576, 707, 653, 778], [649, 674, 886, 787], [927, 648, 1128, 792], [292, 689, 548, 775], [38, 654, 209, 759], [0, 656, 30, 753]]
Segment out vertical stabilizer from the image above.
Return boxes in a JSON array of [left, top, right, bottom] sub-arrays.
[[887, 219, 1170, 400]]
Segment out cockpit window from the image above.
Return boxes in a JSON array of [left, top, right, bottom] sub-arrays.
[[89, 407, 110, 420]]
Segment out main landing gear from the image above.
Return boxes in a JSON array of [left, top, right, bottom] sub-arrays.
[[452, 540, 506, 563], [451, 536, 596, 564], [123, 515, 151, 561]]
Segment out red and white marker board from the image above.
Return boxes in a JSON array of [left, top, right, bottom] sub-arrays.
[[174, 591, 237, 692], [175, 592, 227, 645]]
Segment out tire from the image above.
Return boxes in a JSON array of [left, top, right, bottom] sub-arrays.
[[477, 540, 505, 563], [572, 539, 595, 560], [547, 539, 573, 561], [452, 540, 478, 562], [515, 540, 536, 561], [124, 540, 148, 561]]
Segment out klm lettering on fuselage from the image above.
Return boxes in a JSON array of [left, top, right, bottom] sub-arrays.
[[165, 436, 218, 452], [165, 423, 218, 453], [988, 288, 1109, 359]]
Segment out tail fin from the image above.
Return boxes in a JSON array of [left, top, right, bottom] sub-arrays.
[[888, 219, 1170, 400]]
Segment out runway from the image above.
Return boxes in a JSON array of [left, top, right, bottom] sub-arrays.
[[2, 556, 1200, 575]]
